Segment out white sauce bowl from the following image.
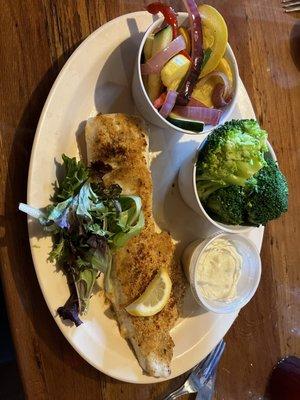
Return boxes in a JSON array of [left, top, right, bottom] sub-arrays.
[[182, 232, 261, 314]]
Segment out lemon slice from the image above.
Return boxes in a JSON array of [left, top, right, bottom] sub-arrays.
[[125, 268, 172, 317]]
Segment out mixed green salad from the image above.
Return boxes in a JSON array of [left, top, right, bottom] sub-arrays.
[[196, 120, 288, 226], [142, 1, 232, 132], [19, 155, 144, 326]]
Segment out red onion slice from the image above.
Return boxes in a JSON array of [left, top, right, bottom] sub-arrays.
[[187, 97, 208, 108], [176, 0, 204, 105], [212, 83, 230, 108], [172, 105, 222, 125], [159, 90, 178, 118], [141, 35, 186, 75]]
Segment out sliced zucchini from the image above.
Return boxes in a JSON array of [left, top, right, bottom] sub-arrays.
[[147, 26, 172, 102], [167, 113, 204, 132], [143, 35, 154, 92], [143, 35, 154, 61], [152, 25, 172, 54]]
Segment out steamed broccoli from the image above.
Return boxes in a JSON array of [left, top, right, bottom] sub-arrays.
[[246, 159, 288, 226], [205, 185, 247, 225], [196, 119, 268, 200], [203, 158, 288, 226]]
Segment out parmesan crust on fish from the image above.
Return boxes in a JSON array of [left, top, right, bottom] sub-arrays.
[[85, 114, 185, 377]]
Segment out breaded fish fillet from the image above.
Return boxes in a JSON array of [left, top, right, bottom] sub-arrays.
[[85, 114, 185, 377]]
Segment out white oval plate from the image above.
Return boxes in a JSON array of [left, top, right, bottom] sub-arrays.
[[27, 11, 264, 384]]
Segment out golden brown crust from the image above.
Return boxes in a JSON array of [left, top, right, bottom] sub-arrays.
[[85, 114, 185, 377], [85, 114, 153, 226]]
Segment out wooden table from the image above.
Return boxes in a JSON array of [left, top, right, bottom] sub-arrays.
[[0, 1, 299, 399]]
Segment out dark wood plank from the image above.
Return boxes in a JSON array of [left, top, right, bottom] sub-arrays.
[[0, 1, 299, 399]]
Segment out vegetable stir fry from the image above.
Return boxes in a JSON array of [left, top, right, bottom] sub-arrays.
[[142, 1, 232, 132]]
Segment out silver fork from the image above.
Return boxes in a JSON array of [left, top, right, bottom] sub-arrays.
[[163, 340, 225, 400], [282, 0, 300, 12]]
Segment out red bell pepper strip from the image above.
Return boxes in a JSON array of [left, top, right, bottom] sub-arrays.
[[153, 91, 167, 109], [147, 2, 179, 39], [181, 50, 191, 61], [147, 3, 191, 60]]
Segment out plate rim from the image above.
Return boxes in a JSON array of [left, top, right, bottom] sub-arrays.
[[28, 10, 147, 189]]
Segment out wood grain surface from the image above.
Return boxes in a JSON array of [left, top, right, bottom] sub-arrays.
[[0, 1, 299, 399]]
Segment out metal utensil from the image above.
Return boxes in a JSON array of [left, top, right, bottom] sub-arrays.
[[282, 0, 300, 12], [163, 340, 225, 400]]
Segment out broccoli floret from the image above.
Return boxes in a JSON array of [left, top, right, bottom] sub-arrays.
[[196, 119, 268, 200], [204, 186, 247, 225], [246, 159, 288, 226], [237, 119, 268, 147], [196, 180, 225, 200]]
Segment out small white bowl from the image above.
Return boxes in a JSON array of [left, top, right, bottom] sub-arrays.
[[182, 232, 261, 314], [132, 13, 239, 135], [178, 139, 277, 233]]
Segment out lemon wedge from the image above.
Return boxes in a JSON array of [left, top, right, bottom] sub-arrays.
[[125, 268, 172, 317]]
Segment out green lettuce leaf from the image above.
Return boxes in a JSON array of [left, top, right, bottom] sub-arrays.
[[112, 211, 144, 248], [53, 154, 89, 203], [76, 183, 98, 222], [48, 236, 65, 263], [74, 268, 98, 313], [110, 196, 145, 248]]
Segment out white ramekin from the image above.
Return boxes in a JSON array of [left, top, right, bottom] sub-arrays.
[[132, 13, 239, 135], [178, 139, 277, 233], [182, 232, 261, 314]]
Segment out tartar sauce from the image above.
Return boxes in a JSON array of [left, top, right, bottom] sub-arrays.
[[196, 238, 242, 301]]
